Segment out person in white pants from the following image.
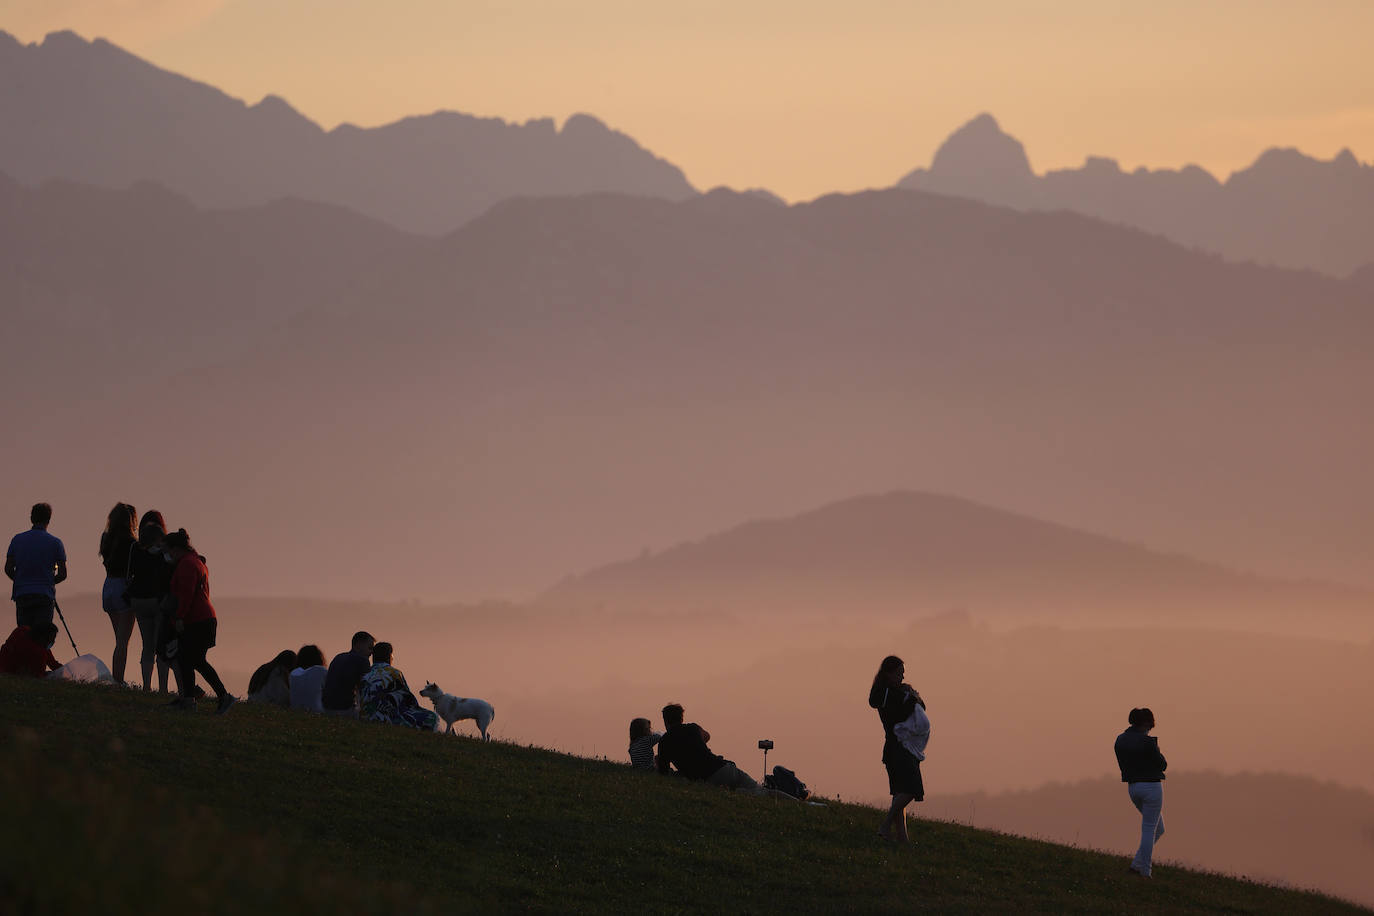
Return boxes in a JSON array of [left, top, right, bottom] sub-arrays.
[[1113, 707, 1167, 877]]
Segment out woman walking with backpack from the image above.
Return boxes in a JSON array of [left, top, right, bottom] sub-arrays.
[[165, 528, 234, 714], [98, 503, 138, 685]]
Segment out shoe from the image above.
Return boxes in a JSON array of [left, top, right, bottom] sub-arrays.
[[193, 685, 207, 699], [215, 695, 237, 715], [166, 695, 189, 707], [170, 697, 197, 711]]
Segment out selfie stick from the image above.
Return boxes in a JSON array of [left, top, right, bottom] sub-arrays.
[[52, 599, 79, 654]]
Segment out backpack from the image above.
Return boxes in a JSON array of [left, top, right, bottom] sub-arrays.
[[763, 765, 810, 800]]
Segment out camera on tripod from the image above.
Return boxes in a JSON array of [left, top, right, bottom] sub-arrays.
[[758, 739, 774, 750]]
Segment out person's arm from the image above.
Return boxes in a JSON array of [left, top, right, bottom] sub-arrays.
[[696, 725, 711, 743], [45, 649, 60, 671], [1152, 737, 1167, 773], [656, 737, 672, 774], [4, 552, 14, 581], [53, 559, 67, 585]]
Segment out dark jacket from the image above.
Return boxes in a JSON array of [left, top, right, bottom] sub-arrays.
[[656, 723, 725, 780], [1114, 728, 1167, 782], [869, 681, 925, 762]]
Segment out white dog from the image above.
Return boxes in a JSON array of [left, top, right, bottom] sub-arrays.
[[419, 682, 495, 741]]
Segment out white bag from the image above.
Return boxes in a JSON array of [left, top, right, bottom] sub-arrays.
[[47, 654, 113, 683], [894, 702, 931, 761]]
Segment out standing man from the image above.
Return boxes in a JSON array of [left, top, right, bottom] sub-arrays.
[[6, 503, 68, 628]]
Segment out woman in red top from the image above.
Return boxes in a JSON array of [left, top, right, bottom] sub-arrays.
[[165, 529, 234, 714], [0, 623, 62, 677]]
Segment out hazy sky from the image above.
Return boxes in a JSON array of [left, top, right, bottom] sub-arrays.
[[6, 0, 1374, 200]]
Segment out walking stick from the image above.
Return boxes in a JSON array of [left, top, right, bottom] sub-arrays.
[[52, 599, 79, 654]]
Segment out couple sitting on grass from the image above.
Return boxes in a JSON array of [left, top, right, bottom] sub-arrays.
[[247, 631, 436, 730], [632, 703, 764, 792]]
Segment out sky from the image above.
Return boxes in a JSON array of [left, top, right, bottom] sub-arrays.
[[5, 0, 1374, 199]]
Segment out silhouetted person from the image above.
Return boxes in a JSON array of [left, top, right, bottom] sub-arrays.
[[655, 703, 759, 790], [628, 717, 661, 770], [165, 528, 234, 714], [289, 644, 328, 713], [98, 502, 138, 684], [868, 655, 926, 842], [6, 503, 67, 628], [358, 642, 437, 730], [0, 622, 62, 677], [1115, 707, 1167, 877], [322, 631, 375, 717], [126, 511, 172, 692], [246, 650, 297, 706]]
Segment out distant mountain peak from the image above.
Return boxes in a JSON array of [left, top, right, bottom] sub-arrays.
[[930, 112, 1033, 181]]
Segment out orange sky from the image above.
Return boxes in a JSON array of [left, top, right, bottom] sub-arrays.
[[6, 0, 1374, 199]]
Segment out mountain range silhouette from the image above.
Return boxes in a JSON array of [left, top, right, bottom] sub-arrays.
[[899, 113, 1374, 276], [3, 31, 1372, 275], [0, 29, 695, 234]]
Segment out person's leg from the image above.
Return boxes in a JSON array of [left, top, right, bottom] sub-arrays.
[[1129, 782, 1163, 876], [15, 596, 54, 629], [188, 620, 229, 701], [133, 606, 157, 690], [109, 610, 135, 684], [881, 793, 915, 842], [177, 626, 204, 700]]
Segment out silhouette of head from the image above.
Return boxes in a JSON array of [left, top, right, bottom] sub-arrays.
[[373, 642, 393, 664], [297, 644, 325, 668], [873, 655, 905, 689], [630, 717, 652, 740], [164, 528, 193, 555], [1128, 707, 1156, 729], [275, 649, 298, 669], [105, 503, 137, 542], [662, 703, 684, 728], [138, 510, 166, 536], [30, 503, 52, 527], [351, 631, 375, 655]]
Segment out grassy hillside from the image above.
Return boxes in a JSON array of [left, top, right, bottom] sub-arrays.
[[0, 678, 1363, 915]]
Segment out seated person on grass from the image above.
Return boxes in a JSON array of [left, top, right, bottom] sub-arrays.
[[289, 644, 329, 713], [629, 716, 662, 770], [0, 623, 62, 677], [246, 650, 296, 706], [359, 642, 438, 731], [656, 703, 758, 791], [321, 630, 373, 717]]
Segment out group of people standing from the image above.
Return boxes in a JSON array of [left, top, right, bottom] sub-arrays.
[[4, 502, 234, 714], [245, 630, 439, 731]]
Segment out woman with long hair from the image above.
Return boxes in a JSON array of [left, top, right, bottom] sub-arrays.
[[126, 510, 171, 691], [164, 528, 234, 713], [98, 502, 138, 685], [868, 655, 926, 842]]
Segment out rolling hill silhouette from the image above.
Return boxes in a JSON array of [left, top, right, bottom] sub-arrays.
[[0, 29, 696, 233], [540, 491, 1373, 627], [898, 114, 1374, 276], [2, 182, 1371, 601]]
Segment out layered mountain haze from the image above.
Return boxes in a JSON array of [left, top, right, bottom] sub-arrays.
[[3, 181, 1372, 599], [898, 114, 1374, 276], [544, 491, 1374, 637], [0, 29, 696, 233]]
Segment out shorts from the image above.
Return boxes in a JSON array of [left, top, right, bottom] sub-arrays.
[[101, 577, 131, 614]]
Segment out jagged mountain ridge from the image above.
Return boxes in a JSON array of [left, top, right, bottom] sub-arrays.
[[898, 113, 1374, 276], [0, 29, 696, 233]]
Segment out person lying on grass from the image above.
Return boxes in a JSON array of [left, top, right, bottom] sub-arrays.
[[656, 703, 759, 791]]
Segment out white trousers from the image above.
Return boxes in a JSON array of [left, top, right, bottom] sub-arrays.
[[1127, 781, 1165, 876]]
